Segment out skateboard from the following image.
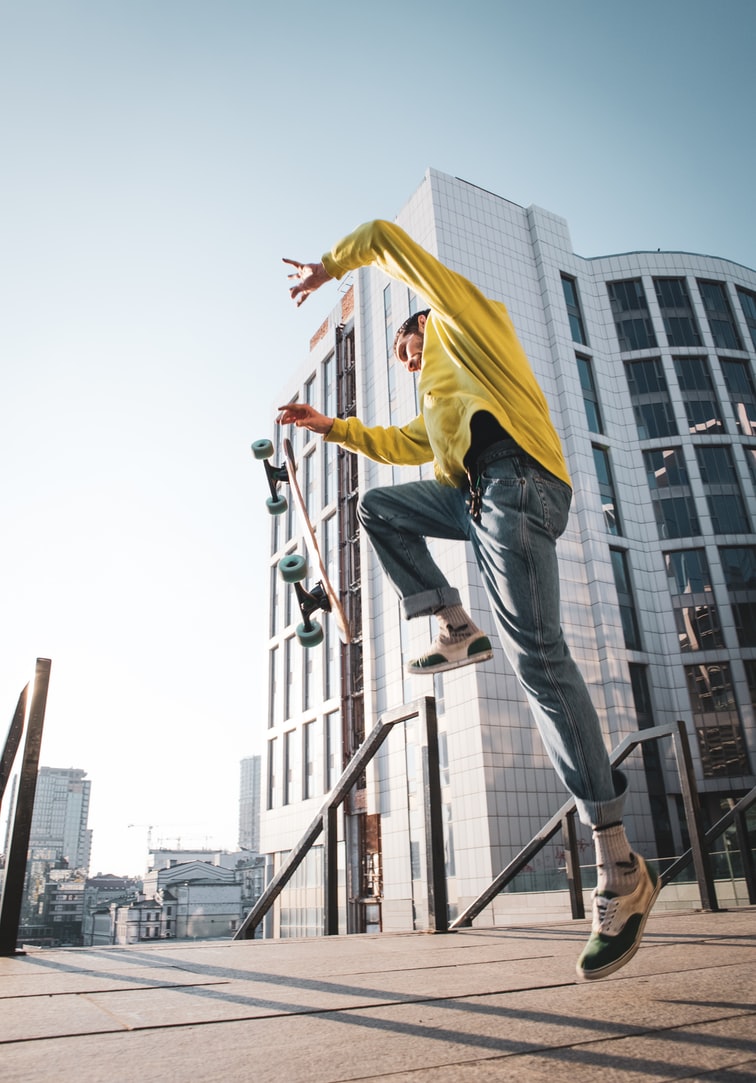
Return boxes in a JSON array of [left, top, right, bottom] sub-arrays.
[[252, 437, 351, 647]]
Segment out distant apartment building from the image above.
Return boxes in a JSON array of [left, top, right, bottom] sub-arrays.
[[238, 754, 261, 852], [21, 766, 92, 925], [28, 767, 92, 871], [258, 168, 756, 937]]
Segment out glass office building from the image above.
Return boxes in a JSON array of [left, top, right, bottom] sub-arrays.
[[258, 169, 756, 936]]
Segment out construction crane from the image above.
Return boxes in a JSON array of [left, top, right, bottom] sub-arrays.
[[127, 824, 155, 850]]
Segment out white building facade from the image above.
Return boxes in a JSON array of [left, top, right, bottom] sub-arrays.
[[258, 169, 756, 936]]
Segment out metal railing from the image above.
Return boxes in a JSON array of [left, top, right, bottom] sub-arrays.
[[238, 712, 754, 942], [450, 719, 752, 929], [235, 697, 446, 940], [0, 659, 52, 956]]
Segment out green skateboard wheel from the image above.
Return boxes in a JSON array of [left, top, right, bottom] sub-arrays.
[[251, 438, 274, 460], [296, 621, 324, 647], [266, 494, 288, 515], [279, 553, 307, 583]]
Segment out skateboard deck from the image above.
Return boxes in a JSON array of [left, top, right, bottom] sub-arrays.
[[252, 437, 351, 647]]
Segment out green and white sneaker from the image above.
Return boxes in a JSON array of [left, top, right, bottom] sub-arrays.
[[406, 630, 493, 675], [576, 855, 661, 981]]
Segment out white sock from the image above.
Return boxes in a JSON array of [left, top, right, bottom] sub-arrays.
[[435, 605, 479, 643], [593, 823, 640, 895]]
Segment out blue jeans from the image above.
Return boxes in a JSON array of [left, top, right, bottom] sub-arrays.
[[357, 442, 626, 827]]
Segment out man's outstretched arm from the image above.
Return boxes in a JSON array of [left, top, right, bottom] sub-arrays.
[[277, 402, 333, 434], [283, 258, 333, 307]]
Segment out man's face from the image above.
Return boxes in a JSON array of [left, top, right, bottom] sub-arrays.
[[394, 314, 426, 373]]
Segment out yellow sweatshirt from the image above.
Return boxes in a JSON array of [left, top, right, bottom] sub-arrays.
[[322, 219, 570, 489]]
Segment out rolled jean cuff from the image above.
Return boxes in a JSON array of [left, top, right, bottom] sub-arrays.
[[402, 587, 462, 620], [577, 768, 628, 828]]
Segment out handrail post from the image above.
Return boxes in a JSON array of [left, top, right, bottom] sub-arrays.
[[1, 686, 28, 805], [323, 806, 339, 935], [673, 719, 719, 912], [561, 810, 585, 919], [733, 804, 756, 905], [0, 659, 52, 957], [420, 697, 449, 933]]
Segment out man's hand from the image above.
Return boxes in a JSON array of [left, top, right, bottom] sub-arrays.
[[283, 258, 333, 307], [277, 403, 334, 436]]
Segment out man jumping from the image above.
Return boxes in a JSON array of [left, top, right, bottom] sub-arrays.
[[277, 218, 660, 980]]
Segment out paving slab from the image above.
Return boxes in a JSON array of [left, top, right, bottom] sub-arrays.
[[0, 908, 753, 1082]]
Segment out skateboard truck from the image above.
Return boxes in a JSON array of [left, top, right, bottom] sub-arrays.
[[278, 553, 329, 647], [252, 436, 351, 647], [251, 438, 288, 515]]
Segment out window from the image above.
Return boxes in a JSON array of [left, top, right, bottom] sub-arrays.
[[303, 374, 317, 445], [303, 449, 316, 519], [303, 720, 316, 800], [629, 663, 654, 728], [625, 359, 678, 439], [383, 284, 393, 361], [664, 549, 723, 651], [283, 636, 296, 719], [283, 730, 295, 805], [303, 640, 316, 710], [610, 548, 642, 650], [625, 357, 668, 396], [645, 445, 690, 489], [673, 357, 723, 435], [322, 352, 336, 418], [323, 440, 337, 505], [720, 545, 756, 590], [268, 645, 279, 728], [267, 738, 277, 810], [695, 446, 751, 534], [269, 565, 279, 637], [592, 446, 622, 535], [576, 354, 603, 433], [685, 663, 751, 778], [607, 279, 657, 351], [561, 275, 588, 345], [643, 448, 701, 539], [697, 280, 743, 350], [654, 278, 702, 348], [720, 358, 756, 436], [736, 287, 756, 350], [665, 548, 712, 595], [325, 710, 340, 791], [720, 546, 756, 647], [744, 660, 756, 713]]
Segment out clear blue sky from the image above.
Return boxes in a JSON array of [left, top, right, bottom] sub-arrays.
[[1, 0, 754, 875]]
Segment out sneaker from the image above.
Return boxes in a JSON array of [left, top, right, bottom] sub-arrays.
[[576, 854, 661, 981], [406, 631, 493, 675]]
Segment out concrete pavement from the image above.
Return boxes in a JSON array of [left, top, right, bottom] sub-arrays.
[[1, 908, 754, 1081]]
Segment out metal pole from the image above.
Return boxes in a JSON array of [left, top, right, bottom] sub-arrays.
[[1, 685, 28, 804], [0, 659, 51, 956], [561, 811, 585, 919], [673, 719, 718, 912], [420, 697, 449, 933], [733, 805, 756, 905], [323, 806, 339, 935]]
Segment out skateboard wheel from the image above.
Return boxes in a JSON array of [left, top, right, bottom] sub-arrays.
[[251, 438, 274, 460], [266, 495, 288, 516], [296, 621, 324, 648], [279, 553, 307, 583]]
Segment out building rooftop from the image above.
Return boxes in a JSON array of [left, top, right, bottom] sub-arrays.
[[1, 908, 754, 1081]]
